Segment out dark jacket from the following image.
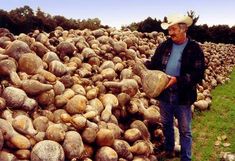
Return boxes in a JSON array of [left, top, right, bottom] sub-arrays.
[[145, 38, 205, 105]]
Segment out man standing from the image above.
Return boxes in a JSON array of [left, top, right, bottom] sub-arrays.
[[145, 13, 205, 161]]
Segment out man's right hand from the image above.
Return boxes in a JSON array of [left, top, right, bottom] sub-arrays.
[[165, 75, 177, 89]]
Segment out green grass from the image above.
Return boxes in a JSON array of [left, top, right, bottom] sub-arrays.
[[192, 69, 235, 161]]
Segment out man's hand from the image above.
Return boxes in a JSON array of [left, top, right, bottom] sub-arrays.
[[165, 75, 177, 89]]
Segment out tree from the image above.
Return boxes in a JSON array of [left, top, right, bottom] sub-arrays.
[[36, 7, 46, 19], [209, 25, 231, 43], [122, 22, 139, 31], [188, 24, 211, 43], [229, 26, 235, 44], [0, 9, 13, 30], [187, 10, 199, 26], [137, 17, 162, 33], [8, 5, 35, 34], [9, 5, 33, 22]]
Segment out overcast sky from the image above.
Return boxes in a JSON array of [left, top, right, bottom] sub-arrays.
[[1, 0, 234, 29]]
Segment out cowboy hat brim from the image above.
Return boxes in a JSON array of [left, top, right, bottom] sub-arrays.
[[161, 14, 193, 30]]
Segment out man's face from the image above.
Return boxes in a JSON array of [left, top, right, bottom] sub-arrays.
[[168, 24, 186, 44]]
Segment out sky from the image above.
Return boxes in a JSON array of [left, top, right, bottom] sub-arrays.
[[0, 0, 234, 29]]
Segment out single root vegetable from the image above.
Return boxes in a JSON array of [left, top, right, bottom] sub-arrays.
[[130, 120, 150, 141], [12, 115, 38, 137], [81, 127, 97, 144], [124, 128, 142, 143], [33, 116, 49, 132], [65, 94, 88, 114], [96, 128, 115, 146], [46, 123, 66, 142], [100, 68, 117, 80], [0, 118, 31, 149], [103, 79, 138, 97], [112, 139, 133, 160], [193, 99, 209, 111], [128, 140, 153, 156], [132, 60, 169, 97], [71, 114, 87, 130], [136, 99, 161, 123], [30, 41, 49, 57], [0, 58, 22, 86], [18, 53, 56, 82], [86, 87, 99, 100], [71, 84, 86, 96], [120, 68, 133, 80], [4, 40, 31, 60], [89, 98, 104, 114], [1, 109, 14, 125], [15, 149, 30, 160], [36, 89, 55, 106], [0, 53, 8, 60], [0, 151, 17, 161], [2, 86, 37, 111], [49, 60, 76, 77], [55, 88, 75, 108], [82, 107, 97, 120], [31, 140, 65, 161], [95, 146, 118, 161], [53, 80, 65, 95], [62, 131, 84, 160], [21, 79, 53, 95], [42, 51, 60, 64], [100, 94, 118, 122], [56, 41, 76, 59], [107, 122, 123, 139], [53, 109, 68, 123]]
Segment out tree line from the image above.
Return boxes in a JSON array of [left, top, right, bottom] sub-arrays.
[[0, 6, 234, 44], [124, 11, 235, 44], [0, 6, 106, 35]]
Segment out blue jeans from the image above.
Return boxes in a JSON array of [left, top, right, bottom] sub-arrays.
[[160, 101, 192, 161]]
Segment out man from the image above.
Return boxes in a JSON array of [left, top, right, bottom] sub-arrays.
[[145, 14, 205, 161]]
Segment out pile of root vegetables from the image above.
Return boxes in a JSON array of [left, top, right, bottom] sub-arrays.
[[0, 27, 234, 161]]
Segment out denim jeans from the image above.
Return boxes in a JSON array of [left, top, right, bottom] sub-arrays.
[[159, 101, 192, 161]]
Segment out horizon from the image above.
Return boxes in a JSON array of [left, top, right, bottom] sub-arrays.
[[0, 0, 234, 29]]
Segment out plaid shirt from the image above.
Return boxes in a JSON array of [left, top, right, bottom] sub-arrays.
[[145, 38, 205, 105]]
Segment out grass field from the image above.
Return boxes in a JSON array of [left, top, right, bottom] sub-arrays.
[[192, 69, 235, 161]]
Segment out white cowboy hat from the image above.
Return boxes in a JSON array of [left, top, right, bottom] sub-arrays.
[[161, 13, 193, 30]]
